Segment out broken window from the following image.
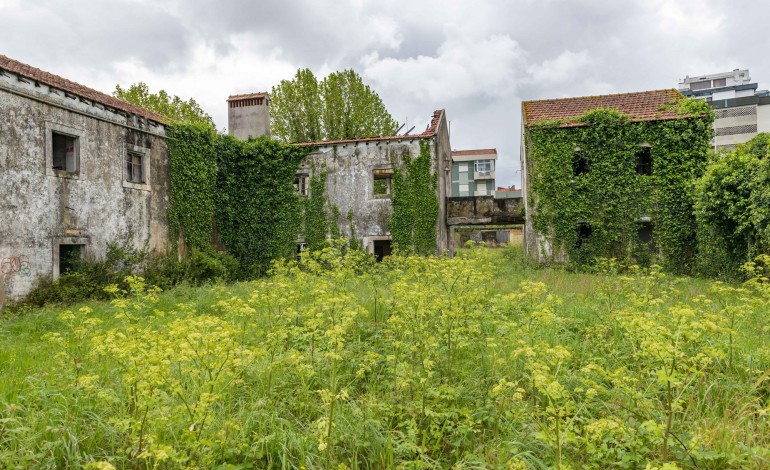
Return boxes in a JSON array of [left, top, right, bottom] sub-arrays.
[[52, 132, 78, 172], [373, 239, 392, 261], [126, 151, 145, 183], [575, 222, 592, 248], [295, 174, 309, 196], [59, 244, 84, 275], [373, 168, 393, 197], [637, 221, 656, 251], [636, 146, 652, 175], [572, 149, 589, 176]]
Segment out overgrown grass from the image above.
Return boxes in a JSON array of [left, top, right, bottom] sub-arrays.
[[1, 244, 769, 468]]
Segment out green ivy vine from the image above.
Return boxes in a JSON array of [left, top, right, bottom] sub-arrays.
[[527, 98, 714, 273], [391, 140, 439, 255], [167, 124, 308, 278], [303, 166, 330, 252]]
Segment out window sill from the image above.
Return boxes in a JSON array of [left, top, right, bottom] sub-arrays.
[[48, 169, 80, 180], [123, 180, 151, 191]]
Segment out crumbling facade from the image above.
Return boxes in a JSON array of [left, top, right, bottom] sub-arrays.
[[298, 110, 452, 256], [0, 55, 170, 306]]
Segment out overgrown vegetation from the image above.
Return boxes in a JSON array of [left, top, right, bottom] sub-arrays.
[[695, 133, 770, 278], [167, 124, 308, 278], [270, 68, 398, 143], [2, 246, 769, 468], [526, 98, 714, 273], [113, 82, 215, 127], [391, 141, 439, 255]]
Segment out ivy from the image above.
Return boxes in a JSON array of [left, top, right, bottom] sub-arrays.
[[391, 141, 439, 255], [167, 123, 217, 251], [527, 99, 714, 273], [167, 124, 308, 278], [303, 166, 330, 252]]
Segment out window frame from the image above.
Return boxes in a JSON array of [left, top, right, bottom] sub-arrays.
[[635, 144, 652, 176], [123, 144, 151, 190], [45, 122, 83, 179], [474, 159, 494, 175], [372, 167, 394, 199]]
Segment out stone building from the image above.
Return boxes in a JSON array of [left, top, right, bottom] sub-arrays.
[[0, 55, 170, 306], [297, 110, 452, 257]]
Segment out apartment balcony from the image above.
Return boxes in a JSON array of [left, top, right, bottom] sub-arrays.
[[473, 170, 495, 180]]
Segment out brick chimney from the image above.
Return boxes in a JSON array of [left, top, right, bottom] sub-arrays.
[[227, 92, 270, 140]]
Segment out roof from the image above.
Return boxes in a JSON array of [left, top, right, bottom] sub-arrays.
[[452, 149, 497, 157], [227, 92, 268, 101], [0, 54, 168, 123], [297, 109, 443, 147], [522, 89, 685, 128]]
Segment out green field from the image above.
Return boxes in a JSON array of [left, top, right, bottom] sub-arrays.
[[1, 246, 769, 469]]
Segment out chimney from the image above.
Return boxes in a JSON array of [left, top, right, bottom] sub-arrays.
[[227, 92, 270, 140]]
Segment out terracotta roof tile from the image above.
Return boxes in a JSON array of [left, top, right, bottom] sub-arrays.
[[522, 89, 685, 128], [0, 54, 168, 123], [297, 109, 444, 147], [452, 148, 497, 157], [227, 92, 268, 101]]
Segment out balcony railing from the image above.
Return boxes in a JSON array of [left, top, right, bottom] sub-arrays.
[[474, 170, 495, 180]]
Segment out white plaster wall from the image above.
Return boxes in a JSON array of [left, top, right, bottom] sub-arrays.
[[758, 103, 770, 133]]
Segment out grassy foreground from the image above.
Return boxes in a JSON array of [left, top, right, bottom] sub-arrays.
[[1, 246, 769, 469]]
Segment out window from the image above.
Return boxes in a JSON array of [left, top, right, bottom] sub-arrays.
[[636, 146, 652, 175], [458, 184, 469, 196], [476, 184, 488, 196], [295, 174, 309, 196], [638, 222, 656, 251], [52, 132, 78, 172], [126, 151, 145, 183], [458, 163, 468, 172], [690, 80, 711, 91], [474, 159, 494, 175], [712, 78, 727, 88], [59, 244, 84, 275], [573, 149, 589, 176], [373, 168, 393, 198], [575, 222, 592, 248]]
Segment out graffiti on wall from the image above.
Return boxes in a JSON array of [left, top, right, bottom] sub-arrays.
[[1, 255, 31, 277]]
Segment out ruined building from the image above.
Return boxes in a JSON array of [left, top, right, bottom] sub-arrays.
[[0, 55, 170, 306]]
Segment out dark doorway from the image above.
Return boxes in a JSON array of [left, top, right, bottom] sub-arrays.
[[575, 223, 592, 248], [59, 244, 84, 274], [637, 222, 656, 251], [373, 240, 392, 262]]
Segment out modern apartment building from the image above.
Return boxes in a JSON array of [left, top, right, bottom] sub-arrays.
[[450, 149, 497, 197], [678, 69, 770, 151]]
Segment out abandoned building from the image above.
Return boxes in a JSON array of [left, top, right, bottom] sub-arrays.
[[521, 89, 713, 267], [0, 55, 170, 307], [295, 110, 452, 257]]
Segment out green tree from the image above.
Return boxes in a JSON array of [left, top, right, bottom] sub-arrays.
[[113, 82, 215, 127], [270, 68, 398, 143]]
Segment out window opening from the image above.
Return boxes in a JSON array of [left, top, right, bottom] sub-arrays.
[[59, 244, 84, 274], [373, 239, 392, 261], [295, 175, 309, 196], [126, 151, 145, 183], [636, 146, 652, 175], [638, 222, 656, 251], [575, 222, 592, 248], [572, 149, 589, 176], [373, 169, 393, 197], [52, 132, 78, 172]]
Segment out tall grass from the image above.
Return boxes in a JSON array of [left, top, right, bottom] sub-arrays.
[[0, 244, 768, 468]]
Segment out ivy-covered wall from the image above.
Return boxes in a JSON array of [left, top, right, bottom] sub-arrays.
[[168, 124, 307, 278], [524, 100, 713, 273]]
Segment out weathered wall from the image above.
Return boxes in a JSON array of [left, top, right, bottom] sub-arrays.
[[446, 196, 524, 226], [228, 102, 270, 140], [0, 75, 169, 304], [307, 130, 450, 253]]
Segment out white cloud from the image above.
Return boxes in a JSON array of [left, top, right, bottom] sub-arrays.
[[526, 50, 595, 84]]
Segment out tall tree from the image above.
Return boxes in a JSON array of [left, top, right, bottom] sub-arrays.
[[270, 68, 398, 143], [113, 82, 215, 128]]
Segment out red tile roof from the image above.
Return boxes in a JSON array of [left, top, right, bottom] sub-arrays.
[[0, 54, 168, 123], [452, 148, 497, 156], [523, 89, 685, 128], [227, 92, 268, 101], [297, 109, 444, 147]]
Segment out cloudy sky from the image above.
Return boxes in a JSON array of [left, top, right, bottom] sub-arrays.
[[3, 0, 768, 186]]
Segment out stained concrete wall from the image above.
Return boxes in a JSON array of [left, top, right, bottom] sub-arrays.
[[0, 73, 169, 305], [228, 102, 270, 140], [305, 111, 451, 254]]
